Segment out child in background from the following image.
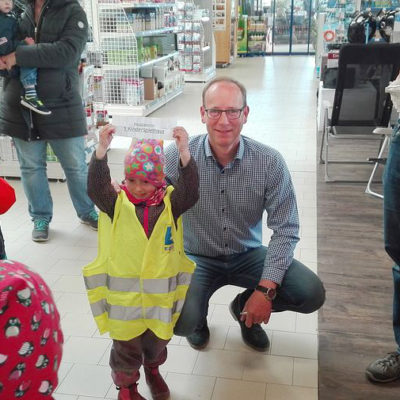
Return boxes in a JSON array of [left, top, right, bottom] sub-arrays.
[[0, 177, 16, 259], [83, 124, 199, 400], [0, 259, 63, 399], [0, 0, 51, 115]]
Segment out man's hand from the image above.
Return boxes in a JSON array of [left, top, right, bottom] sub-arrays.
[[1, 52, 16, 70], [240, 290, 272, 328], [173, 126, 191, 167]]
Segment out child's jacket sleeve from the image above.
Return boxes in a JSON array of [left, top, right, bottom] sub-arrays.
[[0, 178, 16, 214]]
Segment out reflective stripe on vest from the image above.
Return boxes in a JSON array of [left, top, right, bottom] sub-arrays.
[[90, 298, 185, 322], [84, 272, 192, 293], [82, 187, 195, 341]]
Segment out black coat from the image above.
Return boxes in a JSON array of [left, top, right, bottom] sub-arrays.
[[0, 12, 18, 55], [0, 0, 88, 141]]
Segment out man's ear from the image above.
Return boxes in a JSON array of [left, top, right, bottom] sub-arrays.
[[200, 106, 206, 124], [242, 105, 249, 124]]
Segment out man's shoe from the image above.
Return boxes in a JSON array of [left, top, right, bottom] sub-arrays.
[[80, 210, 98, 230], [186, 323, 210, 350], [229, 293, 270, 352], [117, 384, 147, 400], [366, 352, 400, 383], [144, 366, 170, 400], [21, 96, 51, 115], [32, 219, 49, 242]]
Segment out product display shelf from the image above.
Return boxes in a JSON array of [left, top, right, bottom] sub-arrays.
[[105, 85, 183, 116], [89, 0, 184, 116], [176, 0, 216, 82], [214, 0, 238, 66]]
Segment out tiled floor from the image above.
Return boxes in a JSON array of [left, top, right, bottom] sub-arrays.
[[1, 56, 319, 400]]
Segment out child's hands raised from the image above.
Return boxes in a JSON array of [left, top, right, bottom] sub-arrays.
[[96, 124, 115, 159], [173, 126, 191, 167]]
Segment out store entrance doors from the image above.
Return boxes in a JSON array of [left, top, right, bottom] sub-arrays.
[[266, 0, 315, 54]]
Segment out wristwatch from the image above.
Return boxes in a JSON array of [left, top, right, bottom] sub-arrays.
[[255, 285, 277, 301]]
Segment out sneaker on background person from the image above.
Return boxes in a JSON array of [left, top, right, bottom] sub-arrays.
[[366, 352, 400, 383], [32, 219, 49, 242], [80, 209, 99, 230]]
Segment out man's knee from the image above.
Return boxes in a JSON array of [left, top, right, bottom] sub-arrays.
[[300, 277, 325, 314]]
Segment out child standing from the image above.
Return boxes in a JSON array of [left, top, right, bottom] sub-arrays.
[[83, 124, 199, 400], [0, 0, 51, 115]]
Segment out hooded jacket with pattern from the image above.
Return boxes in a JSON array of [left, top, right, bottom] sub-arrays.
[[0, 0, 88, 141]]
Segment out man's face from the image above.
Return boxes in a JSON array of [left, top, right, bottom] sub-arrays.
[[0, 0, 13, 14], [200, 81, 249, 149]]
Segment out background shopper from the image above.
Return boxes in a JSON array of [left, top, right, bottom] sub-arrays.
[[0, 0, 97, 242], [366, 124, 400, 383]]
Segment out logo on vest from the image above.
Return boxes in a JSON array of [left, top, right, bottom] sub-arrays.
[[0, 37, 8, 46], [164, 226, 174, 251]]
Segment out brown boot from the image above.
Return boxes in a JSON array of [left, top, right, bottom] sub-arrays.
[[144, 366, 170, 400], [117, 384, 147, 400]]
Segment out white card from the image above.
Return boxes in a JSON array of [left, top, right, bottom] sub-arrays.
[[112, 115, 177, 140]]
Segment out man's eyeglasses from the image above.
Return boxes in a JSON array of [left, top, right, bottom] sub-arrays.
[[204, 108, 244, 120]]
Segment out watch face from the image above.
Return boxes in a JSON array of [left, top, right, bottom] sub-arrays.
[[267, 288, 276, 300]]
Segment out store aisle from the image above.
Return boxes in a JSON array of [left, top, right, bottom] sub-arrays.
[[1, 56, 319, 400]]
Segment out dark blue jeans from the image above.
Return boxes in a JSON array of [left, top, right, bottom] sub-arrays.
[[384, 127, 400, 353], [174, 246, 325, 336]]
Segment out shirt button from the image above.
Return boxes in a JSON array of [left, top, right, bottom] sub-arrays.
[[223, 227, 227, 231], [221, 170, 225, 174], [225, 244, 228, 247], [221, 190, 224, 194], [222, 208, 224, 212]]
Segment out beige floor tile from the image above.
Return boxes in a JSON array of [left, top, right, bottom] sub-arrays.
[[266, 383, 318, 400], [159, 344, 199, 374], [60, 312, 98, 337], [296, 312, 318, 334], [268, 311, 296, 332], [271, 331, 318, 359], [55, 293, 91, 314], [293, 358, 318, 388], [211, 378, 266, 400], [193, 349, 247, 379], [56, 363, 113, 397], [166, 373, 216, 400], [243, 354, 294, 385], [62, 336, 110, 364], [54, 394, 78, 400]]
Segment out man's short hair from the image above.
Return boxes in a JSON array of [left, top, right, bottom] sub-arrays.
[[202, 77, 247, 107]]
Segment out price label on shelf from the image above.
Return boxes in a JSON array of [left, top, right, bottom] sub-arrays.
[[112, 115, 177, 140]]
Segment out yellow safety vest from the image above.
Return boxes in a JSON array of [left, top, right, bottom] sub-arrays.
[[82, 186, 195, 341]]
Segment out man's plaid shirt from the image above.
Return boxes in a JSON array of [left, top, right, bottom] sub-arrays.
[[165, 134, 300, 285]]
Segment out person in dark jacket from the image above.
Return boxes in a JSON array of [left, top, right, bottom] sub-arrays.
[[0, 0, 98, 242], [0, 0, 50, 114]]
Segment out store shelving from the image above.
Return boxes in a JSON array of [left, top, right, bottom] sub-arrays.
[[88, 0, 184, 116], [176, 0, 216, 82], [214, 0, 238, 66]]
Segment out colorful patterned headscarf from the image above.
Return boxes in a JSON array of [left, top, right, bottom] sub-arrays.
[[124, 139, 166, 188], [0, 260, 63, 399]]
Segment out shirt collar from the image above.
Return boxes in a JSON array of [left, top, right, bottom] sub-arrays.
[[204, 135, 245, 161]]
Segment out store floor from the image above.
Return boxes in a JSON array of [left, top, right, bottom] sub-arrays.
[[2, 56, 319, 400]]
